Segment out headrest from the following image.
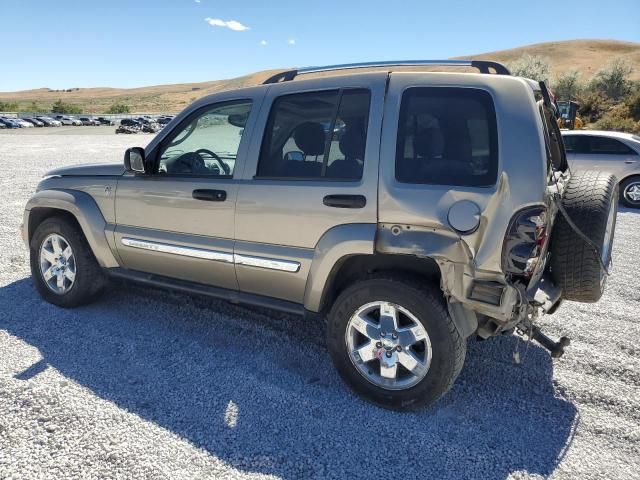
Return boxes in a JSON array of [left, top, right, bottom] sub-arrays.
[[413, 127, 444, 158], [293, 122, 326, 156], [339, 127, 366, 160]]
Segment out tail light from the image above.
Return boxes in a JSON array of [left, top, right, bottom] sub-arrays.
[[502, 206, 548, 279]]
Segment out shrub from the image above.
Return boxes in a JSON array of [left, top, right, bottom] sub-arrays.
[[0, 101, 19, 111], [589, 58, 633, 100], [592, 103, 640, 134], [577, 91, 611, 123], [51, 100, 82, 114], [592, 115, 640, 134], [553, 70, 582, 100], [106, 102, 130, 114], [508, 54, 550, 82], [625, 91, 640, 121]]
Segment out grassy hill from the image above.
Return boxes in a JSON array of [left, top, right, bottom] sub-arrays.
[[1, 39, 638, 114]]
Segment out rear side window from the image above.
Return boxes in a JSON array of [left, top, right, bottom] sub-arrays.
[[588, 136, 637, 155], [395, 87, 498, 186], [257, 88, 370, 180]]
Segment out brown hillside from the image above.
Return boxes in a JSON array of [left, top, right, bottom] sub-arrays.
[[459, 39, 640, 80], [1, 39, 638, 113]]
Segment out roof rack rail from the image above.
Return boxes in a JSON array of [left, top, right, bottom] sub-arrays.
[[262, 60, 510, 84]]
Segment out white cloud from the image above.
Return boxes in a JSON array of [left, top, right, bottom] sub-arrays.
[[204, 17, 250, 31], [288, 39, 296, 45], [260, 40, 268, 46], [194, 0, 200, 3]]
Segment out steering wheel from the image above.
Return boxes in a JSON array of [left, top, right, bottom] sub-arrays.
[[195, 148, 231, 175], [171, 151, 207, 174]]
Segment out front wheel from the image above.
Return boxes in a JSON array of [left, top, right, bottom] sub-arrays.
[[30, 217, 106, 308], [326, 277, 466, 411]]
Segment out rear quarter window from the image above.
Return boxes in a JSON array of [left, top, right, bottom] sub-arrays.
[[395, 87, 498, 187]]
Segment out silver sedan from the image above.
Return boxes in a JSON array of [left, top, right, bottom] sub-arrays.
[[562, 130, 640, 208]]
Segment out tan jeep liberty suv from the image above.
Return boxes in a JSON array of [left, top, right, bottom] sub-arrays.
[[23, 60, 618, 410]]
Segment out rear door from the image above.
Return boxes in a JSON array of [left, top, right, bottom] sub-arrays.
[[233, 73, 386, 303]]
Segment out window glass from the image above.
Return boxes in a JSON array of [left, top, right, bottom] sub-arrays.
[[395, 87, 498, 186], [257, 89, 370, 179], [157, 101, 252, 176], [588, 136, 636, 155], [562, 135, 589, 153]]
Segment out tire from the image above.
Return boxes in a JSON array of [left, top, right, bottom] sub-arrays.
[[30, 216, 106, 308], [620, 175, 640, 209], [550, 170, 618, 303], [326, 276, 466, 411]]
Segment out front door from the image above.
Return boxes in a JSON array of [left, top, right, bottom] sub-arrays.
[[114, 99, 256, 290], [233, 74, 386, 303]]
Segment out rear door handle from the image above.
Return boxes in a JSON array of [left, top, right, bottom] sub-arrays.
[[323, 194, 366, 209], [192, 189, 226, 202]]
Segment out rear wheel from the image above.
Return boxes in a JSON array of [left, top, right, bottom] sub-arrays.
[[30, 217, 106, 308], [327, 276, 465, 411], [620, 175, 640, 209]]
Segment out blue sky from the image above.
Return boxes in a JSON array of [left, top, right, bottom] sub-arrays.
[[1, 0, 639, 92]]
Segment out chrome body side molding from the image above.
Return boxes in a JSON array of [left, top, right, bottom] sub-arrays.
[[234, 253, 300, 273], [120, 237, 301, 273], [121, 237, 234, 263]]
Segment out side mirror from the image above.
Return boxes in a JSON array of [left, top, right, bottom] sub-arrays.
[[284, 151, 304, 162], [124, 147, 146, 173]]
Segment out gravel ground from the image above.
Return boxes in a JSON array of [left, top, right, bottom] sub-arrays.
[[0, 134, 639, 480]]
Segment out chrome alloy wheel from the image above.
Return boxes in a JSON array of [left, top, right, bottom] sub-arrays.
[[39, 234, 76, 294], [345, 301, 432, 390], [624, 182, 640, 204]]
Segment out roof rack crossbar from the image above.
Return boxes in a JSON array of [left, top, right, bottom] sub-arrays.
[[262, 59, 510, 84]]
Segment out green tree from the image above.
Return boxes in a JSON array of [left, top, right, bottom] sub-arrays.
[[508, 54, 550, 82], [51, 100, 82, 114], [29, 101, 43, 113], [105, 102, 130, 114], [0, 101, 19, 111], [589, 58, 633, 100], [553, 70, 582, 100]]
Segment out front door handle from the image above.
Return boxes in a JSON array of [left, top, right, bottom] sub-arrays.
[[192, 189, 226, 202], [323, 194, 366, 209]]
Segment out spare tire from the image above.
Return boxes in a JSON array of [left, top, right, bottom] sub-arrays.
[[550, 170, 618, 303]]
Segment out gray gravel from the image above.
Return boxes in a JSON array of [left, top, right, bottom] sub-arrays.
[[1, 133, 639, 480]]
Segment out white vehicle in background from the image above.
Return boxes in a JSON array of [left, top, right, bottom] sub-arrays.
[[54, 115, 82, 126], [562, 130, 640, 208], [13, 118, 34, 128]]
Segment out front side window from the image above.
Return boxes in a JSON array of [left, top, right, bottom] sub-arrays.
[[563, 135, 589, 154], [395, 87, 498, 186], [257, 88, 370, 180], [157, 100, 252, 176]]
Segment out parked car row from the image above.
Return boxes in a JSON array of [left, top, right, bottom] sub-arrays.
[[0, 115, 172, 129], [115, 115, 174, 134]]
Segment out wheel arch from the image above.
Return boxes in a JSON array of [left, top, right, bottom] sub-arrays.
[[316, 253, 443, 314], [24, 189, 120, 268]]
